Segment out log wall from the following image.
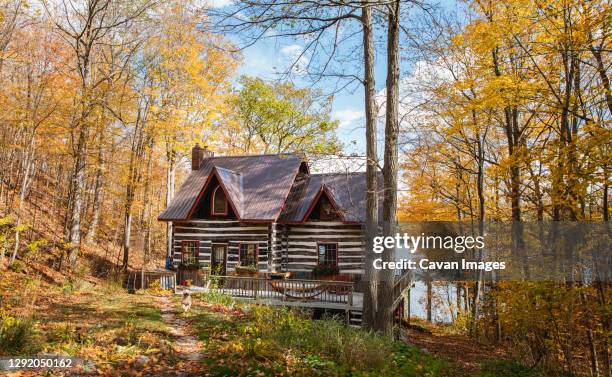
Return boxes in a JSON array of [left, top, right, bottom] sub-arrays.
[[171, 220, 365, 274]]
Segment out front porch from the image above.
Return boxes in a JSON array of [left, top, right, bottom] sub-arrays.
[[179, 273, 362, 311]]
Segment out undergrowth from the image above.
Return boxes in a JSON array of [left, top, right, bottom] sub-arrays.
[[0, 310, 39, 356], [195, 294, 450, 376]]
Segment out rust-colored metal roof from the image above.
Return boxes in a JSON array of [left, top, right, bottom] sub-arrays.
[[158, 152, 382, 223], [278, 172, 382, 223], [158, 154, 304, 221], [215, 167, 243, 217]]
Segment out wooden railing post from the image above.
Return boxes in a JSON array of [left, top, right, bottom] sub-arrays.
[[283, 283, 287, 301]]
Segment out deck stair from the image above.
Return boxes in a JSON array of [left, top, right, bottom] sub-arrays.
[[348, 310, 363, 328]]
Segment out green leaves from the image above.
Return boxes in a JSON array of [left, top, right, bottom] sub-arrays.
[[225, 75, 341, 155]]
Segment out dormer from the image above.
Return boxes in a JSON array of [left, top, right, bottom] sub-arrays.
[[304, 185, 342, 221], [189, 167, 242, 220]]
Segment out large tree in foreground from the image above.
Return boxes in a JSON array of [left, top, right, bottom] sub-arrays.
[[212, 0, 418, 335]]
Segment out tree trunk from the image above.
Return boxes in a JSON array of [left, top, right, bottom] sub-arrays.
[[122, 210, 132, 271], [9, 134, 36, 266], [166, 154, 175, 260], [67, 125, 88, 267], [140, 141, 154, 274], [590, 43, 612, 114], [595, 263, 611, 377], [604, 175, 609, 222], [426, 279, 433, 323], [376, 0, 400, 337], [85, 133, 105, 245], [456, 284, 462, 316], [122, 108, 147, 271], [361, 0, 379, 331], [580, 290, 600, 377], [471, 132, 486, 336], [406, 287, 411, 325]]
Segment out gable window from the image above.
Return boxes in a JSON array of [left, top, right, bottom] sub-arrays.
[[211, 185, 228, 215], [317, 243, 337, 267], [239, 243, 258, 267], [181, 241, 199, 265], [306, 190, 340, 221], [319, 197, 337, 220]]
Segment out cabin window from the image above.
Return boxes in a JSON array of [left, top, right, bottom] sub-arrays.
[[239, 243, 258, 267], [211, 185, 228, 215], [317, 243, 337, 267], [181, 241, 199, 265]]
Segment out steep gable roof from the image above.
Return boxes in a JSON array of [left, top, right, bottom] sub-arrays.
[[215, 167, 243, 217], [302, 184, 344, 221], [278, 172, 382, 223], [158, 153, 304, 221]]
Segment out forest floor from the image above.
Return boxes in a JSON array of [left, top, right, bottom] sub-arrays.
[[0, 265, 544, 376], [402, 325, 509, 376]]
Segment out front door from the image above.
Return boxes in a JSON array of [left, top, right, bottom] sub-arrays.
[[211, 244, 227, 275]]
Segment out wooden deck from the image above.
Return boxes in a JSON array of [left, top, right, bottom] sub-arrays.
[[180, 275, 362, 311]]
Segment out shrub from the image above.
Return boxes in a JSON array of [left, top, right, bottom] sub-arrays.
[[198, 291, 235, 306], [24, 239, 48, 261], [258, 309, 386, 369], [0, 313, 38, 355], [102, 270, 125, 294], [8, 259, 26, 273], [243, 306, 441, 374], [144, 279, 171, 296], [312, 264, 339, 277], [478, 361, 545, 377]]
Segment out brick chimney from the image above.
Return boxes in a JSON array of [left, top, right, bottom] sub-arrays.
[[191, 143, 214, 170]]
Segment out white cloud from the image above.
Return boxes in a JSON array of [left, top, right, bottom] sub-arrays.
[[280, 44, 310, 74], [375, 59, 457, 122], [332, 108, 364, 129], [309, 155, 367, 174], [281, 44, 302, 56]]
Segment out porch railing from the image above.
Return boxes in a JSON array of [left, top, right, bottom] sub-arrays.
[[176, 268, 207, 287], [196, 275, 355, 306]]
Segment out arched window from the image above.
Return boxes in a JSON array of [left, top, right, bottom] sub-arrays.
[[211, 185, 228, 215]]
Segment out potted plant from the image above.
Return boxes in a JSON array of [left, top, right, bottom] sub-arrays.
[[179, 260, 199, 270], [268, 271, 291, 280], [312, 264, 339, 279], [235, 264, 258, 277]]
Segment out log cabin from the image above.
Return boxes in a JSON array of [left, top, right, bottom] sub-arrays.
[[158, 144, 377, 280]]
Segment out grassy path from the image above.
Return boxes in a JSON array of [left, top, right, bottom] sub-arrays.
[[157, 295, 203, 363]]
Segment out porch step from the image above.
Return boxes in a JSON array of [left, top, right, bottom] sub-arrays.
[[348, 310, 362, 328]]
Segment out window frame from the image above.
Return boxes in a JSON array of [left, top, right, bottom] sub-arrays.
[[238, 243, 259, 268], [211, 185, 228, 216], [181, 240, 200, 265], [316, 242, 338, 267]]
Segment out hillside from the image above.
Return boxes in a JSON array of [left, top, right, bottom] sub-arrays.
[[0, 181, 536, 377]]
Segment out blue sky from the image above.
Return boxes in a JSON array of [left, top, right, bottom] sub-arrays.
[[220, 1, 463, 155], [234, 38, 375, 154]]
